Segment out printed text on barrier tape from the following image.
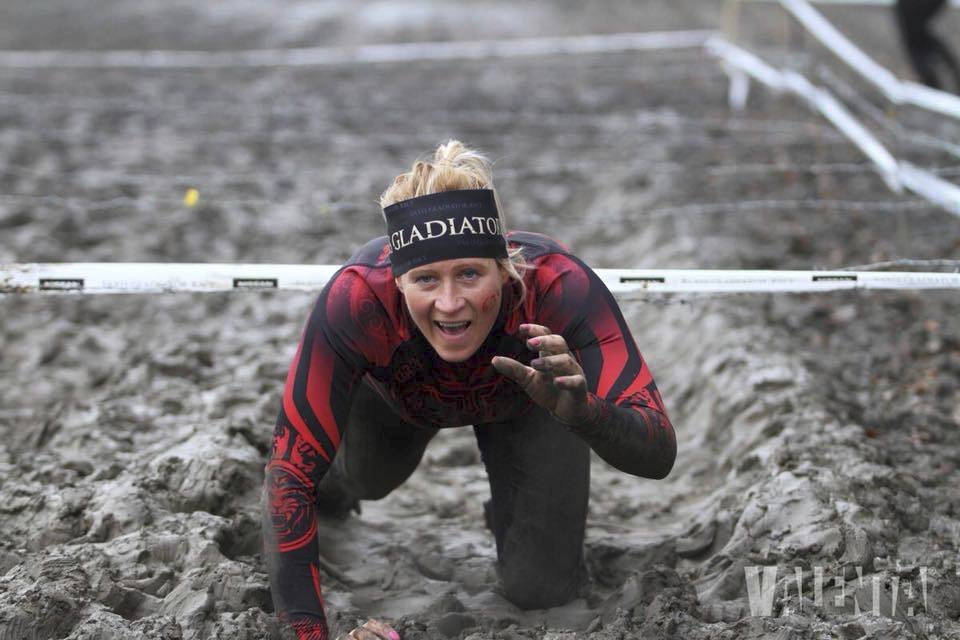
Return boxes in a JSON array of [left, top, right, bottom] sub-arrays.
[[39, 278, 84, 291], [233, 278, 278, 289]]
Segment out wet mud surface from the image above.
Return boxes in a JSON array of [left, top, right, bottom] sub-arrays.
[[1, 1, 959, 639]]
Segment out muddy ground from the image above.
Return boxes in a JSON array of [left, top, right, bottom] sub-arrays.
[[1, 1, 959, 638]]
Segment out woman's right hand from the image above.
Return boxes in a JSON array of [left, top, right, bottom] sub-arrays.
[[336, 618, 400, 640]]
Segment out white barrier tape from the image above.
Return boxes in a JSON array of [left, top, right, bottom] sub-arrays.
[[3, 263, 960, 296], [784, 69, 902, 190], [1, 264, 341, 295], [707, 37, 960, 214], [603, 269, 960, 293], [816, 66, 960, 160], [898, 162, 960, 214], [706, 38, 787, 91], [779, 0, 900, 100], [706, 38, 901, 189], [0, 30, 714, 69], [726, 67, 752, 111], [899, 81, 960, 121], [779, 0, 960, 120]]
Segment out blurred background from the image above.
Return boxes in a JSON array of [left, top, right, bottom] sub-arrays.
[[1, 1, 959, 639]]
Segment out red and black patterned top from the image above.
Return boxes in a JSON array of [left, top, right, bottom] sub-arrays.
[[265, 231, 676, 640]]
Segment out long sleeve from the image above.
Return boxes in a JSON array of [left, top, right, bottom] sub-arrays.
[[263, 269, 385, 640], [563, 392, 676, 479], [534, 254, 676, 479]]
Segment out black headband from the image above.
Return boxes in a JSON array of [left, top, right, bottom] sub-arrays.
[[383, 189, 508, 276]]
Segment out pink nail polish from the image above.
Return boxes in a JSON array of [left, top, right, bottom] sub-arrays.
[[389, 631, 400, 640]]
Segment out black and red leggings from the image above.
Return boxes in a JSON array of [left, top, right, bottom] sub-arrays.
[[321, 380, 590, 609]]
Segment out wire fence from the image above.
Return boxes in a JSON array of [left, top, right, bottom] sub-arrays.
[[1, 1, 958, 285]]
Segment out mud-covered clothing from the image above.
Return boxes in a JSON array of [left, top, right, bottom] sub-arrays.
[[321, 379, 591, 609], [264, 231, 676, 640]]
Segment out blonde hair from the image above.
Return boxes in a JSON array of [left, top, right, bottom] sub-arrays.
[[380, 140, 530, 301]]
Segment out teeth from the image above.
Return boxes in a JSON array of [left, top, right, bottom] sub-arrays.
[[437, 321, 469, 329]]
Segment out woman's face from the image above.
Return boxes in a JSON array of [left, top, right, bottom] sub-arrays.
[[397, 257, 508, 362]]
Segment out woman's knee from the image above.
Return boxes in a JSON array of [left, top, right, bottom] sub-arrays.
[[349, 476, 396, 501], [324, 449, 405, 502], [498, 551, 583, 609]]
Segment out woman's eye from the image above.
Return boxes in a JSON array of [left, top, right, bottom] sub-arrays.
[[415, 275, 436, 284], [461, 269, 479, 279]]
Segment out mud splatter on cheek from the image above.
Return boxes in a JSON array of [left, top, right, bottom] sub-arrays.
[[481, 291, 500, 313]]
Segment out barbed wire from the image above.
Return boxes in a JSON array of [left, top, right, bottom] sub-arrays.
[[0, 30, 715, 69], [0, 64, 722, 114], [817, 67, 960, 161], [631, 198, 933, 221], [841, 259, 960, 272], [0, 16, 956, 246], [2, 193, 947, 237], [3, 159, 959, 187], [0, 114, 854, 149]]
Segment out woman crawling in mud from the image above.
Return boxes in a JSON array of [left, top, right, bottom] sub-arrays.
[[263, 140, 677, 640]]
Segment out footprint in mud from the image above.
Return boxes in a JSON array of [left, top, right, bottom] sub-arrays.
[[216, 511, 263, 562]]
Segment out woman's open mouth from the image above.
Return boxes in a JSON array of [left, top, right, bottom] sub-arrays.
[[434, 320, 471, 336]]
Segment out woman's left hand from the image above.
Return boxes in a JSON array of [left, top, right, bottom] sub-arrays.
[[492, 323, 592, 426]]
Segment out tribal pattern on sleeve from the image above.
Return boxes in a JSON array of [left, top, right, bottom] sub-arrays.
[[263, 232, 677, 639], [264, 264, 394, 640]]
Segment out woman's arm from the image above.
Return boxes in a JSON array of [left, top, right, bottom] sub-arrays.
[[263, 268, 389, 639], [493, 254, 676, 480], [563, 390, 676, 479], [493, 323, 675, 479]]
